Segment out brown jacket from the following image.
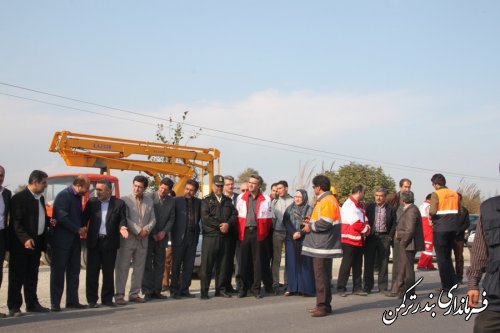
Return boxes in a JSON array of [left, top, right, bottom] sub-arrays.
[[396, 203, 425, 252]]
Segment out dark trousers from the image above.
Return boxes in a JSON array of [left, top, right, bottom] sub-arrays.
[[142, 237, 167, 295], [391, 238, 401, 287], [170, 232, 197, 295], [363, 234, 391, 292], [86, 240, 117, 304], [7, 247, 43, 310], [238, 228, 265, 295], [0, 229, 5, 290], [337, 243, 363, 292], [261, 230, 273, 290], [50, 239, 81, 307], [313, 257, 332, 311], [434, 231, 458, 290], [452, 239, 465, 280], [391, 248, 416, 295], [200, 235, 229, 294], [224, 232, 238, 290], [474, 309, 500, 333]]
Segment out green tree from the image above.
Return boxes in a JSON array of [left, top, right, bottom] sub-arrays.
[[324, 162, 396, 205], [147, 111, 202, 190], [237, 167, 267, 192]]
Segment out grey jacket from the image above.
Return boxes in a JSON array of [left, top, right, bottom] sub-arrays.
[[272, 194, 293, 232], [122, 194, 156, 245], [396, 203, 425, 252]]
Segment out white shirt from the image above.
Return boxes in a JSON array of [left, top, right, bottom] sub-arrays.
[[99, 200, 110, 236], [0, 187, 5, 230], [29, 188, 46, 236]]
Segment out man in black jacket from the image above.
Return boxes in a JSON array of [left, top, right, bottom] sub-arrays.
[[142, 177, 175, 300], [50, 175, 90, 311], [0, 165, 11, 318], [453, 193, 470, 284], [363, 188, 395, 293], [7, 170, 51, 317], [83, 179, 128, 308], [199, 175, 238, 299], [170, 179, 201, 299]]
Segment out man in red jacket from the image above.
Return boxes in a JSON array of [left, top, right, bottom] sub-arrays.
[[235, 174, 273, 298]]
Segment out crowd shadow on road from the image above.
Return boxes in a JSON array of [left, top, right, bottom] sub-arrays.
[[0, 306, 132, 328]]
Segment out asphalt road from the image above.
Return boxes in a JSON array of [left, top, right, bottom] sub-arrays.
[[0, 255, 478, 333]]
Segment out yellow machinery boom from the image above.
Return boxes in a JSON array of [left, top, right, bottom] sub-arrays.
[[49, 131, 220, 195]]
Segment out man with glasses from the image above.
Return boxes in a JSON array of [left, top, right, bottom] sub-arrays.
[[235, 174, 273, 298], [199, 175, 238, 299]]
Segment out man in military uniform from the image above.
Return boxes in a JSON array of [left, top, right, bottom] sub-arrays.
[[199, 175, 238, 299]]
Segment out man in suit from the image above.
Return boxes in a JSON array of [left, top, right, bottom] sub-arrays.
[[386, 178, 412, 290], [386, 191, 424, 298], [170, 179, 201, 299], [115, 175, 156, 305], [83, 179, 128, 308], [7, 170, 51, 317], [363, 187, 395, 293], [0, 165, 11, 318], [142, 177, 175, 301], [50, 175, 90, 312]]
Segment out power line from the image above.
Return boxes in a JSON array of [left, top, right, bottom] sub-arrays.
[[1, 82, 499, 182]]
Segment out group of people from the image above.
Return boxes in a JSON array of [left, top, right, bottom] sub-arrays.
[[0, 165, 498, 330]]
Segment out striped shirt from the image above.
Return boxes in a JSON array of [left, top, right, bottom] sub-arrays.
[[467, 217, 488, 290]]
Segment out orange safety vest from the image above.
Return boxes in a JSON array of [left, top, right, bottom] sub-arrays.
[[435, 188, 459, 215]]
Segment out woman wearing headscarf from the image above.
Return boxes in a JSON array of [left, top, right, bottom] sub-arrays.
[[282, 189, 316, 296]]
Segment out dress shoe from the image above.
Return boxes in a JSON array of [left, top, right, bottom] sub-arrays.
[[51, 305, 61, 312], [102, 302, 117, 307], [88, 303, 100, 308], [66, 303, 89, 309], [115, 297, 127, 305], [9, 309, 23, 317], [153, 293, 168, 300], [353, 290, 368, 296], [129, 296, 146, 303], [311, 309, 329, 317], [214, 291, 232, 298], [26, 303, 50, 313], [180, 292, 196, 298], [225, 286, 237, 294]]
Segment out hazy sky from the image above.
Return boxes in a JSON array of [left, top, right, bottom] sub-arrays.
[[1, 1, 499, 201]]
